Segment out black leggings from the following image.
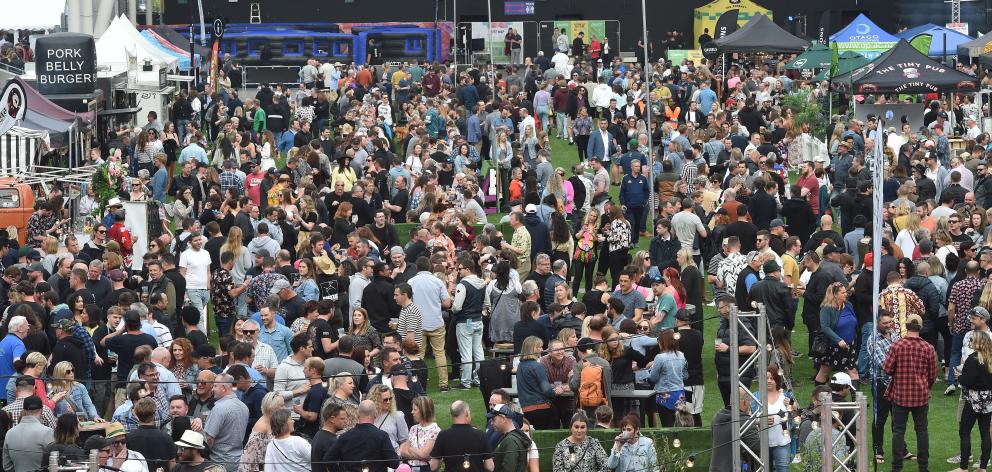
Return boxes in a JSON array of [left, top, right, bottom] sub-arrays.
[[960, 402, 992, 469], [575, 134, 590, 162], [658, 406, 677, 427], [606, 250, 629, 288], [572, 259, 597, 294]]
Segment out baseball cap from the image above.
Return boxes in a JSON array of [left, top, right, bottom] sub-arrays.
[[829, 372, 853, 388], [269, 278, 292, 295], [769, 219, 786, 229], [486, 403, 514, 419], [27, 250, 41, 261], [108, 269, 126, 282], [16, 247, 30, 258], [905, 313, 923, 328], [971, 306, 991, 321], [388, 364, 408, 376], [27, 262, 44, 272], [509, 199, 524, 207], [22, 395, 42, 411], [525, 204, 537, 214], [822, 244, 840, 256], [51, 318, 75, 331], [762, 260, 780, 274]]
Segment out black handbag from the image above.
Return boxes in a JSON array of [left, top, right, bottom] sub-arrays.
[[810, 334, 829, 357]]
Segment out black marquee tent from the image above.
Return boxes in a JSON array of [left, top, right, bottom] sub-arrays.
[[711, 14, 808, 54], [848, 39, 979, 94]]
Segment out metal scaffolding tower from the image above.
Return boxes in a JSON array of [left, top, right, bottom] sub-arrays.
[[818, 391, 869, 472], [729, 303, 770, 471]]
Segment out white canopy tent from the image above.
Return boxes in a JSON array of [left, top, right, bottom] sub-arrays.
[[96, 15, 178, 73], [0, 0, 65, 30]]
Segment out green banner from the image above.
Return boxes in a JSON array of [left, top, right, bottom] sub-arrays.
[[553, 20, 607, 46]]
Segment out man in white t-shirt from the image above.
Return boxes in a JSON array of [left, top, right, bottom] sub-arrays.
[[180, 232, 213, 333]]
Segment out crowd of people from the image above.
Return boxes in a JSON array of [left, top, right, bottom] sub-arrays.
[[2, 20, 992, 471]]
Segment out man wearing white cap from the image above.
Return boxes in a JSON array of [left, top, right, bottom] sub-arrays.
[[173, 430, 225, 472]]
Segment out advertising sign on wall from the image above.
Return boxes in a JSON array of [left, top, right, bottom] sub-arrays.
[[34, 33, 97, 95]]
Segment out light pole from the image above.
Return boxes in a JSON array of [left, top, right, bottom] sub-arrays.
[[640, 0, 655, 230]]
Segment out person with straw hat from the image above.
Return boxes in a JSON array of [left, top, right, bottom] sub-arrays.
[[174, 430, 226, 472]]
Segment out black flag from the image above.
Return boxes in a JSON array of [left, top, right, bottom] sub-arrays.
[[816, 10, 831, 44], [714, 9, 740, 40]]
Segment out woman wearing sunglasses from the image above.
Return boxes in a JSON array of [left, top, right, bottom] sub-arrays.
[[49, 361, 103, 422]]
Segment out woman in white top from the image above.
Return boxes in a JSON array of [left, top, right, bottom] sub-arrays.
[[405, 142, 425, 173], [259, 130, 278, 171], [264, 409, 312, 472], [367, 384, 409, 453], [895, 212, 922, 258], [400, 396, 440, 472], [759, 365, 795, 471]]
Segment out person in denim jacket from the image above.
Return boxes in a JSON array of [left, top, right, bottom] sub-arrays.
[[648, 329, 688, 427]]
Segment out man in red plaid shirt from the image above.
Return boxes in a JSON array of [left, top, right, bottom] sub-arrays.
[[883, 313, 937, 472]]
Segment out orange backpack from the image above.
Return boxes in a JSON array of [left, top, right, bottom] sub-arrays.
[[578, 361, 606, 407]]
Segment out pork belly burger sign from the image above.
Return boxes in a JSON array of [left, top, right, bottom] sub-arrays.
[[35, 33, 97, 95]]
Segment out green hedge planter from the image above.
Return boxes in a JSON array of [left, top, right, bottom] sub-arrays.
[[529, 427, 712, 471]]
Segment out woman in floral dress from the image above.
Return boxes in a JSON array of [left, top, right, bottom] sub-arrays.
[[552, 412, 609, 472]]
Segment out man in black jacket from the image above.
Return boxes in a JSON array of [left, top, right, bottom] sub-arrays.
[[749, 261, 792, 331], [49, 319, 86, 379], [328, 400, 400, 472], [748, 179, 778, 230], [361, 262, 399, 333]]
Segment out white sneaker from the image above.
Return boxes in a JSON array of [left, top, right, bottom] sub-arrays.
[[945, 385, 958, 396], [948, 453, 962, 464]]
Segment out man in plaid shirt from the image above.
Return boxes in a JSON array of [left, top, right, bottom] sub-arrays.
[[869, 310, 900, 462], [883, 313, 936, 472]]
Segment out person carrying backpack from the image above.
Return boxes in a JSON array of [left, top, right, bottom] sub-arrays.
[[570, 336, 614, 418]]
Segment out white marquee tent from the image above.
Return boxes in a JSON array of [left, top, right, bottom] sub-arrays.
[[96, 15, 178, 73]]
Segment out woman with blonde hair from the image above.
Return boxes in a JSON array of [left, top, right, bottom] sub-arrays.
[[953, 330, 992, 472], [240, 392, 284, 472], [896, 212, 922, 257], [516, 335, 562, 429], [572, 207, 601, 293], [41, 236, 59, 272], [222, 225, 254, 319], [367, 384, 409, 453], [677, 248, 704, 328], [49, 361, 101, 421], [813, 282, 859, 385], [325, 373, 359, 432]]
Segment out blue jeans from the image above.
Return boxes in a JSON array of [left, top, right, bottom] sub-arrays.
[[236, 291, 249, 319], [216, 316, 233, 340], [186, 288, 210, 333], [456, 319, 484, 387], [555, 112, 569, 139], [536, 105, 550, 133], [857, 322, 873, 379], [770, 445, 791, 472], [177, 119, 190, 144], [949, 332, 966, 384]]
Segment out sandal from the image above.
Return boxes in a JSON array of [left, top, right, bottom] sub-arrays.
[[874, 454, 884, 464], [903, 452, 917, 461]]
